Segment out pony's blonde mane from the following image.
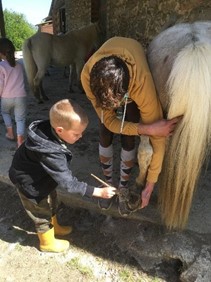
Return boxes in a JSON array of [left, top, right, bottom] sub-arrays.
[[158, 43, 211, 229]]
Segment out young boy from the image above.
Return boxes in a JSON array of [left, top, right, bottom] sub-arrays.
[[9, 99, 116, 253]]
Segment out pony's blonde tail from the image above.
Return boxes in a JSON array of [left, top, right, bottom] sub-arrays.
[[159, 42, 211, 229], [22, 37, 37, 93]]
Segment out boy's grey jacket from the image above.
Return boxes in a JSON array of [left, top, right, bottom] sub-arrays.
[[9, 120, 94, 202]]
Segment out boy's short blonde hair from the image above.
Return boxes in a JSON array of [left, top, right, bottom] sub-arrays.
[[49, 99, 88, 130]]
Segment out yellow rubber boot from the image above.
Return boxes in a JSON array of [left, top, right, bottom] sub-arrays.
[[37, 228, 69, 253], [52, 215, 73, 236]]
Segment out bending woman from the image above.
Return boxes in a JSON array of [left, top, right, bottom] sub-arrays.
[[81, 37, 180, 216]]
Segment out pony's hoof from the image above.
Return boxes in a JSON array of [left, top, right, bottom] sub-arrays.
[[43, 95, 49, 101]]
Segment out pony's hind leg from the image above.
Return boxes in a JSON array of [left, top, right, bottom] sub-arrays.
[[75, 59, 85, 92], [126, 136, 153, 212], [33, 84, 42, 104], [40, 81, 49, 101], [136, 136, 153, 188], [33, 69, 47, 103]]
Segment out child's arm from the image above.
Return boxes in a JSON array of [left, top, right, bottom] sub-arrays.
[[92, 186, 117, 199], [40, 153, 117, 198]]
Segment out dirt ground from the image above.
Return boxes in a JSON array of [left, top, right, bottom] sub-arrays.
[[1, 181, 170, 282], [0, 66, 176, 282]]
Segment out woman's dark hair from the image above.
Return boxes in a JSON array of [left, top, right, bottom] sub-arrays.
[[90, 55, 130, 109], [0, 38, 16, 67]]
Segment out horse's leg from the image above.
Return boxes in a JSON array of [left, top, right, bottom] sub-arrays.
[[127, 135, 153, 212], [75, 59, 84, 93], [33, 69, 46, 103], [40, 81, 49, 101], [63, 66, 69, 78], [136, 136, 153, 188], [32, 82, 42, 104], [32, 48, 51, 102], [68, 64, 77, 92]]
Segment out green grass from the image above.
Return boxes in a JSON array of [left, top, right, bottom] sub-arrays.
[[118, 266, 163, 282], [66, 257, 94, 278]]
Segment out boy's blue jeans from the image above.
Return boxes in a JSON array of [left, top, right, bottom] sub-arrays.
[[1, 97, 26, 135]]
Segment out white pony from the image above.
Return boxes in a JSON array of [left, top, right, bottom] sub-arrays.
[[23, 22, 103, 103], [136, 21, 211, 229]]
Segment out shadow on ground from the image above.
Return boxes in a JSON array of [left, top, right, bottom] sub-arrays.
[[0, 180, 181, 282]]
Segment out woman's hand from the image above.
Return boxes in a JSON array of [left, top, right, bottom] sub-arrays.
[[141, 182, 155, 209], [138, 116, 182, 137]]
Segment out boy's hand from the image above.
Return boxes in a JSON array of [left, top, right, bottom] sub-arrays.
[[93, 186, 117, 198]]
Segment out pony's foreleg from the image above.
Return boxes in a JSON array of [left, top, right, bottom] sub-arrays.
[[75, 59, 84, 92], [69, 64, 77, 92], [136, 136, 153, 188]]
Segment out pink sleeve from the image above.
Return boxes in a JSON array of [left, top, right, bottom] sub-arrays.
[[0, 68, 5, 97]]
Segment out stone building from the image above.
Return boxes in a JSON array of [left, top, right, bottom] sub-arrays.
[[105, 0, 211, 47], [50, 0, 211, 47], [37, 17, 53, 34]]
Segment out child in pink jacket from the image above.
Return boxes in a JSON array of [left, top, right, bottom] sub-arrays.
[[0, 38, 26, 148]]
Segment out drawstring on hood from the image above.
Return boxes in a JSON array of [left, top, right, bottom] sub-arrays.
[[101, 110, 104, 124], [100, 92, 129, 134], [120, 92, 128, 133]]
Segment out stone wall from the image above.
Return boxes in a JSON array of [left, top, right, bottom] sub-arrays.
[[51, 0, 65, 34], [65, 0, 91, 31], [107, 0, 211, 47], [63, 0, 211, 48]]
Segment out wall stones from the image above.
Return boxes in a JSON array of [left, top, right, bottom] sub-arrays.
[[107, 0, 211, 47]]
